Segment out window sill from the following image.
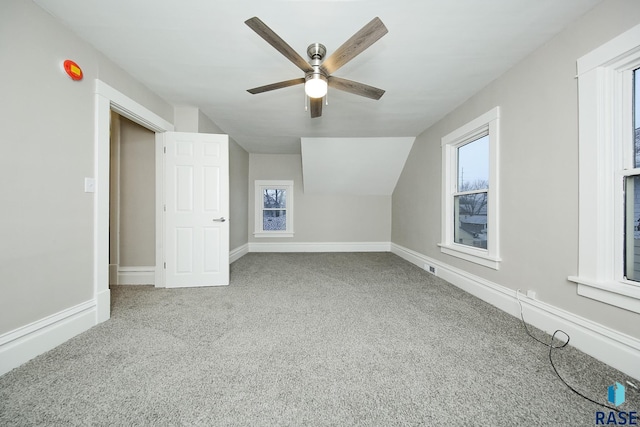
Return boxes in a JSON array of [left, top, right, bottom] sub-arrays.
[[568, 276, 640, 314], [438, 243, 501, 270], [253, 232, 294, 238]]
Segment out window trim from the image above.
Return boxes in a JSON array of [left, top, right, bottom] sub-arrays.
[[569, 23, 640, 314], [253, 180, 294, 238], [439, 107, 501, 270]]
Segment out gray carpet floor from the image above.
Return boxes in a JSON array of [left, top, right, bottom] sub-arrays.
[[1, 252, 638, 426]]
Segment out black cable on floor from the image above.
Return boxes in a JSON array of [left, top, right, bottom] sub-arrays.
[[515, 290, 621, 413]]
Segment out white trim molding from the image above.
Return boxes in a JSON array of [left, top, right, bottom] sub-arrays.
[[230, 243, 249, 263], [117, 266, 156, 285], [0, 300, 97, 376], [391, 243, 640, 380], [94, 80, 174, 315], [440, 107, 501, 269], [95, 81, 173, 133], [569, 276, 640, 314], [573, 23, 640, 313], [254, 180, 294, 238], [249, 242, 391, 253]]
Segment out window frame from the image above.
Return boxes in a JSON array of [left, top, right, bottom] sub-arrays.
[[439, 107, 501, 269], [570, 23, 640, 314], [253, 180, 294, 238]]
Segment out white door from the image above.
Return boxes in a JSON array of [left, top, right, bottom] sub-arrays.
[[163, 132, 229, 287]]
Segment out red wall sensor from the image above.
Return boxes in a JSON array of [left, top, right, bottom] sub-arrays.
[[63, 60, 83, 81]]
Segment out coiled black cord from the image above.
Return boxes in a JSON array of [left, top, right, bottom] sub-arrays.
[[515, 289, 621, 413]]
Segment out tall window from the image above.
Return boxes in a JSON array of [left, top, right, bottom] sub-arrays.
[[455, 135, 489, 249], [624, 69, 640, 282], [440, 107, 500, 269], [572, 23, 640, 314], [254, 180, 294, 237]]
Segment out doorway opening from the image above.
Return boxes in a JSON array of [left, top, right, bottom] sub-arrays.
[[94, 80, 174, 323], [109, 112, 157, 287]]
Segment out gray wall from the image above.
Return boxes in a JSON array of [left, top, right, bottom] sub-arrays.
[[229, 140, 249, 251], [118, 116, 156, 267], [249, 154, 391, 243], [391, 0, 640, 339], [0, 0, 173, 334]]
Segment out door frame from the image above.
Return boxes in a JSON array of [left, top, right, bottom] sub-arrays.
[[94, 80, 174, 323]]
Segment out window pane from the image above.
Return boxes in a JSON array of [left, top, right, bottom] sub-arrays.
[[458, 135, 489, 191], [263, 210, 287, 231], [635, 68, 640, 168], [625, 176, 640, 282], [263, 189, 286, 209], [454, 194, 488, 249]]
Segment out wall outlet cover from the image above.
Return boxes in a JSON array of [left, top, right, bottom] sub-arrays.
[[84, 177, 96, 193]]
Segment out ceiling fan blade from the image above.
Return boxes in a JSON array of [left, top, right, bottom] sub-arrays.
[[328, 76, 385, 100], [320, 17, 388, 76], [245, 17, 313, 73], [247, 78, 305, 94], [310, 97, 323, 118]]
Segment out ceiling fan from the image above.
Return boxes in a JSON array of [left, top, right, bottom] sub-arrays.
[[245, 16, 388, 118]]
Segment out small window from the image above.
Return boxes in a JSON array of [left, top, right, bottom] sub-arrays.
[[254, 180, 294, 237], [262, 189, 287, 231], [440, 107, 500, 269]]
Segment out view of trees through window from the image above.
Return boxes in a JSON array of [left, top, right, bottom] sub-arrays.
[[625, 68, 640, 282], [454, 135, 489, 249], [263, 188, 287, 231]]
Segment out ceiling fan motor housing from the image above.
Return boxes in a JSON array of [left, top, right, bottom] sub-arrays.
[[307, 43, 326, 60], [305, 43, 328, 97]]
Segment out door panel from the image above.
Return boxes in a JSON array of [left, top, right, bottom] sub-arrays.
[[164, 132, 229, 287]]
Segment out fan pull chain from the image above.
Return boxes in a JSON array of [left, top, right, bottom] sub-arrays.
[[304, 92, 308, 112]]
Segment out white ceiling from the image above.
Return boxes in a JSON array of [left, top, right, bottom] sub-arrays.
[[34, 0, 601, 154]]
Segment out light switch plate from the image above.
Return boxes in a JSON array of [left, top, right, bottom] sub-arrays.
[[84, 177, 96, 193]]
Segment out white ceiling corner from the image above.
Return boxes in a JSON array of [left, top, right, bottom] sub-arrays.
[[301, 137, 415, 195]]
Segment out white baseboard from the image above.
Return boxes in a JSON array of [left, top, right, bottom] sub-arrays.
[[390, 243, 640, 381], [117, 266, 155, 285], [0, 300, 97, 376], [230, 243, 249, 263], [249, 241, 391, 253]]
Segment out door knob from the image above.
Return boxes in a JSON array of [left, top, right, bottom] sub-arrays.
[[212, 217, 226, 222]]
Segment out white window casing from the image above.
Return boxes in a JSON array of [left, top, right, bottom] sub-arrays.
[[439, 106, 501, 270], [570, 23, 640, 314], [254, 180, 294, 238]]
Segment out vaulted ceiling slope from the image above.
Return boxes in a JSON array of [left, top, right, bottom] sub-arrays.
[[302, 137, 415, 195], [33, 0, 601, 154]]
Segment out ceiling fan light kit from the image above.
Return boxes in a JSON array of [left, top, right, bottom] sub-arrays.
[[304, 74, 327, 99], [245, 16, 388, 118], [304, 43, 328, 99]]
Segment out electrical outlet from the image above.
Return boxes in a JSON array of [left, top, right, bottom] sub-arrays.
[[424, 264, 437, 275], [526, 290, 537, 300]]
